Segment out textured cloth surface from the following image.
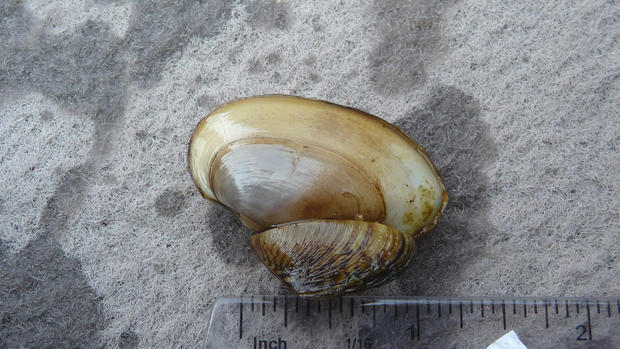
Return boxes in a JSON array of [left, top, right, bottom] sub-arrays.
[[0, 0, 618, 348]]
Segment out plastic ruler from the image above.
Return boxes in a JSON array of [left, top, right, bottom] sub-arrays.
[[205, 296, 619, 348]]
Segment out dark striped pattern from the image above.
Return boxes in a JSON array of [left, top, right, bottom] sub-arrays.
[[250, 219, 415, 297]]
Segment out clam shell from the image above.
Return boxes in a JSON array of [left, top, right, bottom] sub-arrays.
[[250, 219, 415, 297], [189, 95, 448, 238]]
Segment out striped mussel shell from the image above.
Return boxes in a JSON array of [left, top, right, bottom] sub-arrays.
[[250, 220, 415, 297]]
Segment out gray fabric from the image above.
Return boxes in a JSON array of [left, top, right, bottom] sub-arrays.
[[0, 235, 107, 348]]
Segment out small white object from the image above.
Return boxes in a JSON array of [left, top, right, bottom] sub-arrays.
[[487, 330, 528, 349]]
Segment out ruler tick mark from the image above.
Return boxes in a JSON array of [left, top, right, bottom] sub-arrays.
[[534, 300, 537, 314], [565, 299, 570, 318], [492, 300, 495, 314], [427, 300, 431, 314], [295, 296, 299, 313], [273, 296, 277, 312], [262, 296, 266, 316], [513, 299, 516, 314], [437, 302, 441, 318], [481, 300, 484, 317], [416, 303, 421, 338], [607, 301, 611, 317], [395, 301, 398, 319], [586, 301, 592, 340], [523, 301, 527, 318], [502, 301, 506, 330], [328, 299, 332, 329], [459, 302, 464, 328], [555, 299, 558, 314], [373, 305, 376, 328], [576, 303, 580, 314], [251, 295, 254, 312], [350, 298, 354, 318], [362, 299, 365, 314], [284, 296, 288, 328], [239, 297, 243, 339], [470, 300, 473, 314], [449, 300, 452, 314], [597, 300, 600, 314], [544, 301, 549, 328]]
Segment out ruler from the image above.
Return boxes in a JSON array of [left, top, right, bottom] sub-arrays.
[[205, 296, 619, 348]]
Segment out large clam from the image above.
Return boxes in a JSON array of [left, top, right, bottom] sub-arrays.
[[189, 95, 448, 297]]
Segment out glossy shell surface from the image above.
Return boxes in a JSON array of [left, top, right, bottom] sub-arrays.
[[189, 95, 448, 238]]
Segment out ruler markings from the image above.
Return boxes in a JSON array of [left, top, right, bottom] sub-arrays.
[[513, 299, 516, 314], [373, 304, 376, 328], [350, 298, 354, 318], [328, 299, 332, 329], [502, 301, 506, 330], [295, 296, 299, 313], [459, 302, 464, 328], [586, 301, 592, 340], [416, 303, 421, 339], [239, 296, 243, 339], [576, 302, 580, 314], [215, 296, 620, 347], [544, 301, 549, 328], [284, 296, 288, 328]]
